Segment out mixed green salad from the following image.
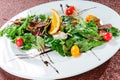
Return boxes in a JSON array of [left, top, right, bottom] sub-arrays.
[[0, 5, 120, 57]]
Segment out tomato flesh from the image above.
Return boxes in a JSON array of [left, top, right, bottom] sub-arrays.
[[71, 45, 80, 57], [69, 6, 75, 11], [66, 6, 75, 15], [16, 38, 23, 47], [103, 32, 112, 41]]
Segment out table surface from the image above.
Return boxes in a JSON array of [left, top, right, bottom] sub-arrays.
[[0, 0, 120, 80]]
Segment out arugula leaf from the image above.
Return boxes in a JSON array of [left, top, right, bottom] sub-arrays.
[[44, 35, 54, 47], [74, 39, 104, 52], [30, 36, 44, 51], [65, 38, 75, 49], [7, 25, 18, 39], [17, 15, 30, 36], [36, 36, 44, 51], [0, 24, 19, 39], [64, 24, 74, 33], [106, 27, 120, 37], [0, 31, 3, 36], [22, 43, 32, 50], [43, 20, 51, 35], [45, 35, 71, 56], [39, 14, 47, 22], [61, 15, 75, 24], [86, 20, 97, 28], [51, 39, 65, 56], [73, 21, 102, 40], [78, 18, 86, 28], [22, 33, 35, 50]]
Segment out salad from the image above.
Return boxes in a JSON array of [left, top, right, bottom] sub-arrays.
[[0, 5, 120, 58]]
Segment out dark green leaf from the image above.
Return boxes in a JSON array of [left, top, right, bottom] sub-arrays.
[[51, 39, 65, 56], [61, 15, 75, 24], [39, 14, 47, 22], [74, 39, 104, 52], [17, 15, 30, 36], [106, 27, 120, 37], [22, 43, 32, 50]]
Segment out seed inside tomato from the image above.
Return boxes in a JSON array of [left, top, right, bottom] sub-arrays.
[[16, 38, 23, 47], [103, 32, 112, 41]]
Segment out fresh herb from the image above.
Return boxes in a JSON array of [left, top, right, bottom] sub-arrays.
[[106, 27, 120, 37], [0, 8, 120, 57]]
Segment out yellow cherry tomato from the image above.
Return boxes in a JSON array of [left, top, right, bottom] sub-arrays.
[[86, 15, 95, 22], [85, 14, 100, 26], [71, 45, 80, 57]]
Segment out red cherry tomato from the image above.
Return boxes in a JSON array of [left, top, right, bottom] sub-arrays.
[[103, 32, 112, 41], [69, 6, 75, 11], [16, 38, 23, 47], [65, 6, 75, 15]]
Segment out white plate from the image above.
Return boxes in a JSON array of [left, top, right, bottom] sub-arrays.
[[0, 0, 120, 79]]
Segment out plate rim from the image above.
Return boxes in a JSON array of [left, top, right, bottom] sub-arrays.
[[0, 0, 120, 79]]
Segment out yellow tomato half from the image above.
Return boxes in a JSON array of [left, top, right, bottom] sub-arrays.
[[71, 45, 80, 57]]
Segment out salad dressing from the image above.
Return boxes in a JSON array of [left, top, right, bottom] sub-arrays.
[[40, 55, 59, 73]]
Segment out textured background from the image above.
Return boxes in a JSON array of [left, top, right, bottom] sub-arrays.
[[0, 0, 120, 80]]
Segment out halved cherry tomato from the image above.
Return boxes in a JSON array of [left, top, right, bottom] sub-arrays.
[[69, 6, 75, 11], [15, 38, 23, 47], [71, 45, 80, 57], [86, 14, 100, 26], [103, 32, 112, 41], [65, 6, 75, 15]]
